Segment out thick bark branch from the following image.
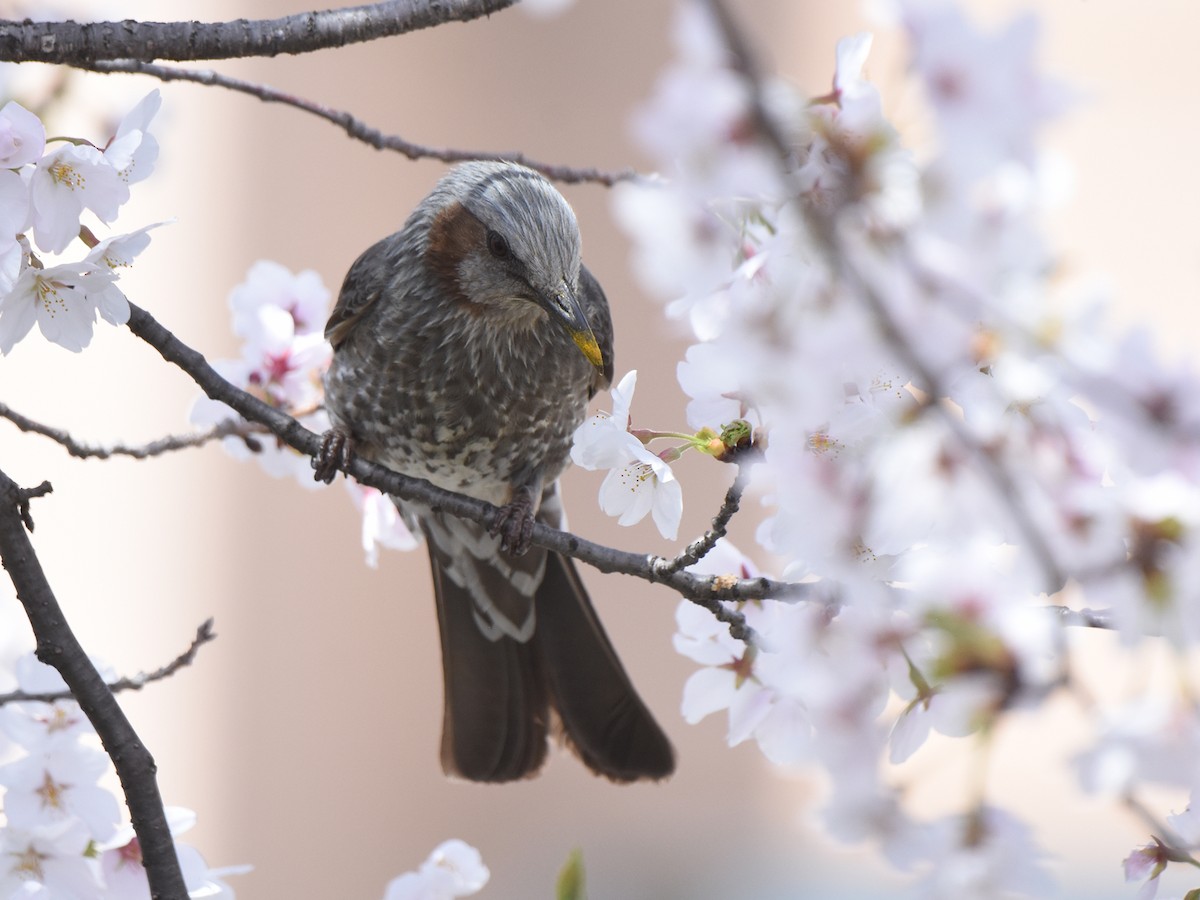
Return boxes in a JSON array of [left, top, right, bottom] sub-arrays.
[[0, 469, 187, 899], [0, 0, 514, 64]]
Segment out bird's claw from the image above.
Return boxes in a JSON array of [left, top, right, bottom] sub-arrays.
[[490, 494, 535, 556], [313, 427, 354, 484]]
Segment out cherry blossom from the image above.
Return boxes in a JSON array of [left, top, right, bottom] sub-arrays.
[[103, 90, 161, 186], [30, 143, 127, 255], [382, 840, 489, 900], [0, 822, 100, 899], [98, 807, 250, 900], [571, 371, 683, 540], [0, 101, 44, 168], [0, 262, 120, 354], [229, 259, 330, 339], [191, 261, 333, 487], [0, 745, 121, 841]]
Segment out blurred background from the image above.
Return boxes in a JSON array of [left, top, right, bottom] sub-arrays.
[[3, 0, 1200, 897]]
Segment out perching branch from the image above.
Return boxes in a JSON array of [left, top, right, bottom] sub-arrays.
[[0, 618, 217, 706], [123, 302, 801, 644], [80, 60, 642, 187], [0, 468, 187, 898], [0, 0, 514, 64], [0, 401, 265, 460]]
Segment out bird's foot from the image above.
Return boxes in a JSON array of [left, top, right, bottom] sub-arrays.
[[490, 491, 535, 556], [312, 426, 354, 484]]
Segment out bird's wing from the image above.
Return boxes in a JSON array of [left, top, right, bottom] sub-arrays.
[[579, 263, 614, 393], [325, 239, 392, 350]]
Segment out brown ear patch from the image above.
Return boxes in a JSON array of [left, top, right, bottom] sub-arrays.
[[425, 201, 487, 312]]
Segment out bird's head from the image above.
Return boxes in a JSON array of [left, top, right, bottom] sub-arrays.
[[423, 161, 605, 373]]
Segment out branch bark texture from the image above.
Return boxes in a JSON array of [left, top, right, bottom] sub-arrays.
[[0, 469, 187, 898], [0, 0, 514, 63]]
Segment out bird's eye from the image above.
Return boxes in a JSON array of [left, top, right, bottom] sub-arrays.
[[486, 229, 511, 260]]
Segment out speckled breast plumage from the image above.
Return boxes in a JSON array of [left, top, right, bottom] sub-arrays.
[[323, 293, 594, 507]]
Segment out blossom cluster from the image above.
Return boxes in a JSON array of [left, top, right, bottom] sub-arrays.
[[0, 651, 490, 899], [0, 653, 242, 898], [0, 91, 163, 355], [608, 0, 1200, 896], [190, 259, 417, 567]]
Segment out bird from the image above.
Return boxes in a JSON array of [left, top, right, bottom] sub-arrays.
[[313, 160, 675, 783]]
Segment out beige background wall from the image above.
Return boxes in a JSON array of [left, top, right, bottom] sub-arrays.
[[3, 1, 1199, 897]]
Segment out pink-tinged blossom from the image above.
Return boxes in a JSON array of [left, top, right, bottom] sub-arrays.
[[30, 143, 127, 254], [229, 259, 330, 339], [0, 101, 45, 168], [191, 262, 333, 486], [382, 840, 489, 900], [1123, 840, 1169, 900], [99, 806, 249, 900]]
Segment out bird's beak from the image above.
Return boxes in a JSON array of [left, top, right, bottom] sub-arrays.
[[545, 286, 604, 372]]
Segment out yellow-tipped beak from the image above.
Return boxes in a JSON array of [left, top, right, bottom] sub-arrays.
[[570, 327, 605, 372], [546, 285, 605, 374]]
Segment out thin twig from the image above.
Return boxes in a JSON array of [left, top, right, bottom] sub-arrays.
[[0, 618, 217, 706], [0, 467, 187, 897], [14, 480, 52, 531], [80, 60, 642, 187], [0, 401, 263, 460], [1050, 606, 1116, 630], [0, 0, 515, 64], [659, 458, 753, 575]]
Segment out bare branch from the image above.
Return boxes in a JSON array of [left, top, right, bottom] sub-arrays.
[[659, 458, 753, 575], [0, 0, 515, 64], [0, 467, 187, 897], [1050, 606, 1117, 630], [123, 302, 810, 644], [0, 619, 217, 706], [80, 60, 642, 187], [14, 480, 52, 531], [0, 401, 264, 460]]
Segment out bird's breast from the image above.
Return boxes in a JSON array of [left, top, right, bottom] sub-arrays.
[[324, 305, 593, 506]]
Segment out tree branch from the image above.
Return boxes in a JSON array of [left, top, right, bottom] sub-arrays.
[[0, 469, 186, 899], [0, 401, 264, 460], [123, 302, 806, 644], [658, 458, 752, 574], [0, 0, 515, 64], [0, 618, 217, 706], [79, 60, 641, 187]]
